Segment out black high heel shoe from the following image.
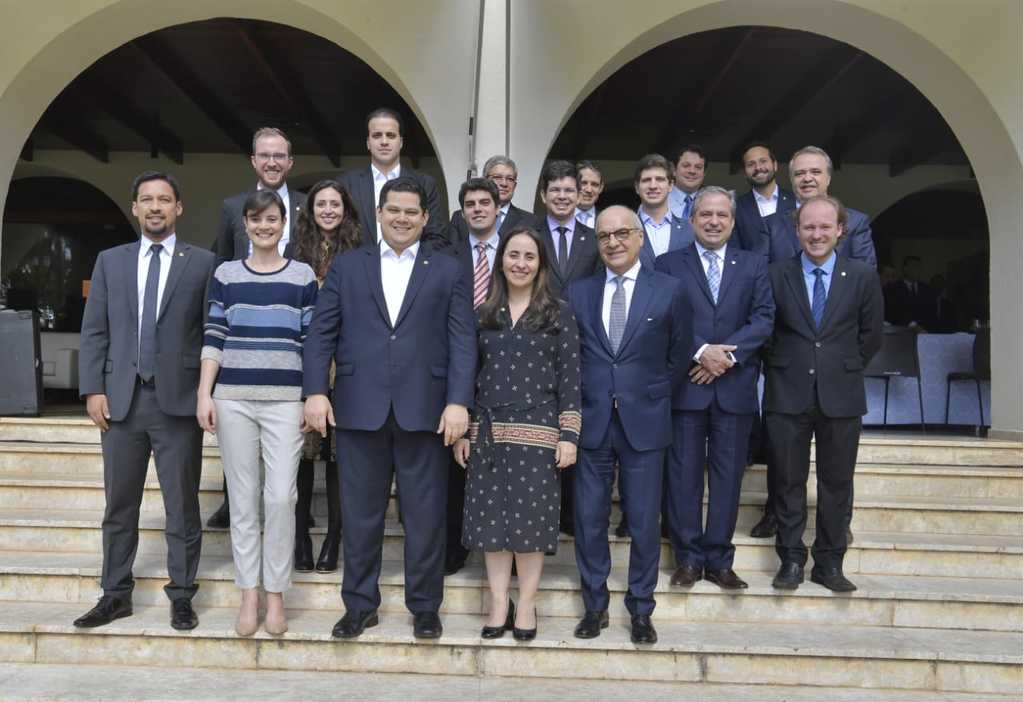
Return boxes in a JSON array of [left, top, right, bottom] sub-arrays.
[[315, 532, 341, 573], [513, 607, 538, 641], [481, 599, 515, 639]]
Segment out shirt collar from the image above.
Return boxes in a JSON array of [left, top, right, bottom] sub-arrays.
[[694, 239, 726, 259], [752, 185, 778, 204], [380, 238, 419, 260], [547, 214, 575, 233], [673, 186, 696, 200], [468, 231, 498, 250], [606, 259, 642, 284], [499, 203, 510, 215], [372, 163, 401, 182], [801, 250, 837, 275], [639, 208, 672, 227], [141, 233, 176, 255], [256, 182, 289, 200]]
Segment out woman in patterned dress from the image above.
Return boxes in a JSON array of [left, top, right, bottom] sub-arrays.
[[289, 179, 363, 573], [454, 226, 581, 640]]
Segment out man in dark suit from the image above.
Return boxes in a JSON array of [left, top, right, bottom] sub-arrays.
[[303, 177, 476, 640], [635, 153, 695, 268], [447, 155, 538, 244], [668, 145, 707, 221], [655, 186, 774, 590], [884, 256, 936, 328], [74, 171, 215, 630], [339, 107, 447, 243], [207, 126, 303, 528], [539, 159, 603, 535], [575, 159, 605, 230], [764, 195, 883, 592], [568, 205, 689, 644], [733, 142, 796, 255], [750, 145, 877, 539], [443, 177, 502, 576]]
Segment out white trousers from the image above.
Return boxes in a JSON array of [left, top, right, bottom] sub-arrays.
[[215, 399, 303, 592]]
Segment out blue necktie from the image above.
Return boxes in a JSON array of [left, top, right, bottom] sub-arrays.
[[138, 243, 163, 382], [812, 268, 827, 329], [682, 194, 693, 220]]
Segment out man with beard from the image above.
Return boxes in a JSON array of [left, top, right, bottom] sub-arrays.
[[575, 160, 605, 230], [208, 127, 304, 528], [733, 142, 796, 255]]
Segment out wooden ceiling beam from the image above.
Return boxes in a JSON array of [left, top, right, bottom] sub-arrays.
[[39, 117, 108, 163], [83, 78, 185, 164]]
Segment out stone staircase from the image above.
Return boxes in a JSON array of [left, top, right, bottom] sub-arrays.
[[0, 416, 1021, 697]]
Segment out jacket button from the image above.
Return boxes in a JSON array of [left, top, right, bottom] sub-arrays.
[[809, 368, 816, 375], [390, 334, 396, 340]]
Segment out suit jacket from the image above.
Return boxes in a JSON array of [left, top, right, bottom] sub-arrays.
[[733, 187, 797, 255], [214, 187, 303, 265], [302, 243, 476, 432], [762, 255, 884, 418], [655, 244, 774, 414], [338, 165, 447, 240], [638, 212, 695, 269], [883, 279, 936, 327], [542, 219, 603, 299], [765, 206, 877, 268], [446, 204, 539, 246], [79, 239, 215, 421], [566, 266, 690, 452]]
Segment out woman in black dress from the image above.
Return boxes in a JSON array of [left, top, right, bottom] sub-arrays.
[[454, 226, 581, 640], [289, 179, 363, 573]]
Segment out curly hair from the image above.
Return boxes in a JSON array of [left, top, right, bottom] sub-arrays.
[[292, 179, 364, 279]]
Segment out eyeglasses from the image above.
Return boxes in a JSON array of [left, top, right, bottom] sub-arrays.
[[596, 228, 638, 246], [488, 174, 517, 184], [254, 152, 290, 163]]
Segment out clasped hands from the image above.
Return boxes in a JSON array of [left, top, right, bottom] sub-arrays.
[[689, 344, 738, 385]]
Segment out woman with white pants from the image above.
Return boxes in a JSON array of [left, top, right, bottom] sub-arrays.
[[197, 189, 317, 635]]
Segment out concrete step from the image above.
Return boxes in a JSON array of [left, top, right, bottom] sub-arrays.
[[1, 509, 1021, 579], [3, 663, 1015, 702], [3, 551, 1022, 633], [3, 601, 1021, 694], [0, 417, 220, 446]]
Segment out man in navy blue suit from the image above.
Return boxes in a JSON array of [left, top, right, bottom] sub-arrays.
[[303, 177, 476, 640], [568, 205, 689, 644], [655, 187, 774, 590], [732, 142, 797, 256], [635, 153, 695, 269]]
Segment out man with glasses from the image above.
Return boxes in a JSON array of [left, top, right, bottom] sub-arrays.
[[567, 206, 688, 644], [208, 126, 304, 528], [446, 155, 538, 243]]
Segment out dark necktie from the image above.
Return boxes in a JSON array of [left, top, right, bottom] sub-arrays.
[[812, 268, 827, 329], [556, 226, 569, 275], [683, 194, 693, 220], [138, 243, 163, 382]]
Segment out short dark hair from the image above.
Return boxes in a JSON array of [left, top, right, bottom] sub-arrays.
[[379, 176, 426, 210], [458, 177, 501, 208], [539, 160, 578, 193], [575, 160, 604, 183], [740, 141, 777, 164], [366, 107, 404, 136], [633, 154, 674, 185], [243, 190, 286, 219], [677, 144, 707, 163], [131, 171, 181, 202], [795, 195, 848, 230]]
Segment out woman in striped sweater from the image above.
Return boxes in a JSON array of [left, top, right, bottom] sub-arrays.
[[197, 190, 318, 636]]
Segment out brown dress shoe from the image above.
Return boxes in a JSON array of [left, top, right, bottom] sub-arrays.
[[704, 568, 748, 590], [670, 564, 702, 587]]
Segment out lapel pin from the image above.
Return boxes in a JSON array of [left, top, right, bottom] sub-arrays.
[[579, 236, 585, 241], [177, 252, 184, 257], [731, 260, 736, 265], [841, 271, 847, 277], [423, 260, 429, 265]]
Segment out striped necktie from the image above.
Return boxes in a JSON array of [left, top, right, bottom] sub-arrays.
[[609, 276, 627, 354], [473, 242, 491, 309], [704, 250, 720, 303]]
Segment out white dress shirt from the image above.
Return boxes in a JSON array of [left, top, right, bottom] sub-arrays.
[[601, 259, 641, 338], [753, 184, 779, 217], [468, 231, 498, 271], [137, 234, 176, 340], [692, 240, 727, 361], [380, 238, 419, 326], [639, 208, 673, 258], [249, 183, 291, 256], [373, 163, 401, 243]]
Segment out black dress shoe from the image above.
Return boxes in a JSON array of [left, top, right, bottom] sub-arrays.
[[630, 614, 657, 644], [413, 611, 443, 639], [749, 511, 777, 538], [573, 610, 609, 639], [73, 595, 132, 628], [513, 607, 537, 641], [206, 501, 230, 528], [170, 598, 198, 630], [332, 610, 379, 639], [481, 599, 514, 639], [811, 566, 857, 592], [294, 534, 314, 573], [670, 564, 702, 587], [315, 533, 340, 573], [704, 568, 748, 590], [772, 562, 805, 590]]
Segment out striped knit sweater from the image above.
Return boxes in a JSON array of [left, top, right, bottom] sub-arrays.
[[201, 259, 318, 401]]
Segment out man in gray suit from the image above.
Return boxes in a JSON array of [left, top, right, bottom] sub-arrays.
[[74, 171, 215, 630]]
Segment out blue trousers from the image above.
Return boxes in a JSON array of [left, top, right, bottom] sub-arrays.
[[574, 411, 664, 616]]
